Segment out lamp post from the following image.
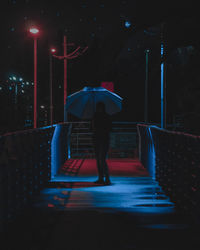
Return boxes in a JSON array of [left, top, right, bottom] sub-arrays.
[[160, 23, 166, 129], [144, 49, 150, 123], [29, 27, 39, 129], [52, 35, 88, 122], [49, 48, 56, 125]]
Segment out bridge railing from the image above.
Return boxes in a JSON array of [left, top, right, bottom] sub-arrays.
[[0, 126, 54, 232], [137, 124, 200, 220], [69, 121, 143, 159]]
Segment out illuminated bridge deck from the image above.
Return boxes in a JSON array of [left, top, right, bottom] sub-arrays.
[[6, 159, 200, 250]]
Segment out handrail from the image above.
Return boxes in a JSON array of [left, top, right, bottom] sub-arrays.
[[137, 123, 200, 222], [0, 126, 54, 232]]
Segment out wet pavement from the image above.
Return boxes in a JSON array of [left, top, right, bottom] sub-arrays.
[[3, 159, 200, 250]]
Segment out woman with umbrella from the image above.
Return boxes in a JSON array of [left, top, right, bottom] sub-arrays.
[[65, 86, 123, 185], [92, 102, 112, 185]]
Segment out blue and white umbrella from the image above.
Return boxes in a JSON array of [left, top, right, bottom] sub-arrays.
[[65, 87, 123, 119]]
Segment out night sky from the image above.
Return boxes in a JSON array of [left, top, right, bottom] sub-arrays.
[[1, 1, 200, 125]]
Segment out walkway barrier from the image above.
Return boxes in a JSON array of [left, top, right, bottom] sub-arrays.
[[51, 123, 72, 177], [137, 124, 200, 219], [137, 124, 155, 180], [0, 126, 54, 232], [69, 121, 138, 158]]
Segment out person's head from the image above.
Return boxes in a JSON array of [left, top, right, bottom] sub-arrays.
[[96, 102, 106, 113]]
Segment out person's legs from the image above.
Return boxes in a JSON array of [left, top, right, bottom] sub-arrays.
[[94, 140, 104, 183], [101, 138, 111, 184]]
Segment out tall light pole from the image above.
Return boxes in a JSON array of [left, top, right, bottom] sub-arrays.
[[144, 49, 150, 123], [53, 35, 88, 121], [29, 27, 39, 129], [63, 35, 67, 120], [161, 24, 166, 129], [49, 48, 56, 125]]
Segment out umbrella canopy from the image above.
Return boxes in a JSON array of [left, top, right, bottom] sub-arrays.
[[65, 87, 123, 119]]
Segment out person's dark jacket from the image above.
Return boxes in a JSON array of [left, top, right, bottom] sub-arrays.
[[92, 112, 112, 140]]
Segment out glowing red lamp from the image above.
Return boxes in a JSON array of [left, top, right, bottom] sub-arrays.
[[29, 27, 39, 35], [29, 26, 39, 128], [51, 48, 56, 53]]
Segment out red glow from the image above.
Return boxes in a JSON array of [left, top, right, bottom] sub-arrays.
[[48, 203, 54, 207], [29, 27, 39, 35], [101, 82, 114, 92], [60, 159, 149, 177]]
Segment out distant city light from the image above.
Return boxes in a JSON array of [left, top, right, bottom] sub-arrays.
[[9, 77, 12, 80], [125, 21, 131, 28], [0, 87, 2, 90], [13, 76, 17, 81], [9, 87, 12, 90], [19, 78, 23, 81], [40, 105, 45, 109], [26, 82, 29, 85], [22, 90, 25, 93], [32, 82, 34, 85], [161, 44, 164, 56]]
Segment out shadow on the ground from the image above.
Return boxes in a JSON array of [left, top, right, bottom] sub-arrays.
[[47, 181, 105, 188]]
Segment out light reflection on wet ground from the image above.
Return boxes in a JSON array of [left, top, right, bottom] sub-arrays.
[[32, 176, 179, 228], [8, 160, 200, 250]]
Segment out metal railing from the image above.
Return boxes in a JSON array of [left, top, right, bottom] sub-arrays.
[[0, 126, 54, 232], [137, 123, 200, 223], [69, 121, 139, 158]]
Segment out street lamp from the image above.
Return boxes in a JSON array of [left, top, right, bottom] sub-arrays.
[[29, 27, 39, 129], [49, 47, 56, 125]]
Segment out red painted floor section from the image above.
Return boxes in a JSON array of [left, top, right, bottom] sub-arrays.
[[59, 158, 149, 177]]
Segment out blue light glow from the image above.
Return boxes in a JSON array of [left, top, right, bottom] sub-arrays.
[[161, 43, 164, 56], [161, 62, 164, 128], [68, 144, 71, 159], [147, 127, 156, 180], [125, 21, 131, 28], [51, 125, 61, 179], [51, 124, 71, 179]]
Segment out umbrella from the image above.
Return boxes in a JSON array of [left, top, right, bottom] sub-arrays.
[[65, 87, 123, 119]]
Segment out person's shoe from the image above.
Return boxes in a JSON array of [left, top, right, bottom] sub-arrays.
[[104, 179, 111, 185], [94, 179, 104, 184]]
